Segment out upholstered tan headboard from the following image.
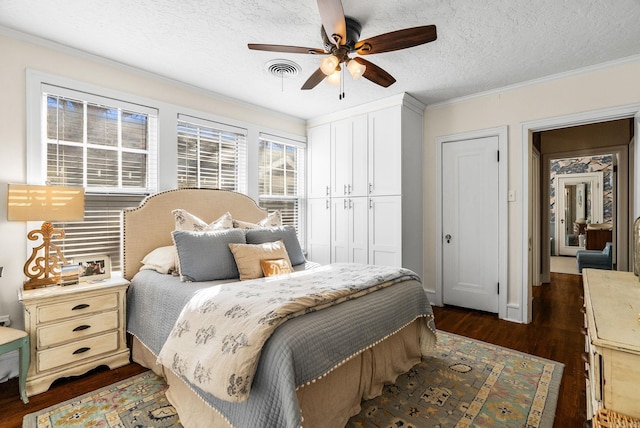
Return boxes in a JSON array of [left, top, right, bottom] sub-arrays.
[[122, 188, 267, 280]]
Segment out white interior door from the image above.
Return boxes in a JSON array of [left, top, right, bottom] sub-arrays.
[[442, 136, 499, 313]]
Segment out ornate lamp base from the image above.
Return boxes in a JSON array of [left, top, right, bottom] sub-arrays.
[[23, 221, 68, 290]]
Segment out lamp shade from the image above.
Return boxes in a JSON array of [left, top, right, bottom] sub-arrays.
[[320, 55, 340, 76], [347, 59, 366, 80], [7, 184, 84, 222], [326, 69, 341, 86]]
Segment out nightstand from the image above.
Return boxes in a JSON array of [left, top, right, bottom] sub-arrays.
[[18, 274, 130, 396]]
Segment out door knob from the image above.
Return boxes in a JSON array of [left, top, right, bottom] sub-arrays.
[[445, 234, 452, 243]]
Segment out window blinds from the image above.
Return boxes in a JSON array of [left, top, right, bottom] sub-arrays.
[[177, 114, 247, 193], [44, 85, 158, 271], [258, 134, 306, 247]]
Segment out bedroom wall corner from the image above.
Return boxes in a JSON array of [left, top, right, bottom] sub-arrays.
[[423, 55, 640, 322]]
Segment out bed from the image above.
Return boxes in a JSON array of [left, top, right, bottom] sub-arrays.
[[123, 188, 436, 428]]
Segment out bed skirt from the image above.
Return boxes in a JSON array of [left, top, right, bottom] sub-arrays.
[[131, 318, 425, 428]]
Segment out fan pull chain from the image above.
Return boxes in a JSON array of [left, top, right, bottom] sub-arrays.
[[339, 66, 345, 100]]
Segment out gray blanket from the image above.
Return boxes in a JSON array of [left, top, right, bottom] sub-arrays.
[[127, 264, 435, 428]]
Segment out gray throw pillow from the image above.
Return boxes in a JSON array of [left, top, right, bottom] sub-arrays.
[[245, 225, 305, 266], [172, 228, 246, 281]]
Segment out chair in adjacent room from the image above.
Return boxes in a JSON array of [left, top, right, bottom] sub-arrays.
[[0, 326, 29, 403], [576, 241, 613, 273]]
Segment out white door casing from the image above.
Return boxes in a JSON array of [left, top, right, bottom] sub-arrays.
[[441, 136, 500, 313], [521, 104, 640, 324]]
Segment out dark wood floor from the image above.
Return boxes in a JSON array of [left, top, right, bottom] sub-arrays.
[[433, 272, 586, 427], [1, 272, 584, 428]]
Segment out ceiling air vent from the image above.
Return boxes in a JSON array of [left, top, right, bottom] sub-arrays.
[[265, 59, 301, 78]]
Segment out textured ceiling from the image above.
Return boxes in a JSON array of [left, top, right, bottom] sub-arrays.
[[2, 0, 640, 120]]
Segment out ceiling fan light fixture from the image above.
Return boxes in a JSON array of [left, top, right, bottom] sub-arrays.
[[347, 59, 366, 80], [326, 67, 341, 86], [320, 55, 340, 75]]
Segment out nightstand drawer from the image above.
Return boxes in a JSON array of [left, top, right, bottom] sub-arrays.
[[37, 311, 119, 348], [37, 293, 118, 323], [37, 331, 119, 372], [20, 276, 130, 396]]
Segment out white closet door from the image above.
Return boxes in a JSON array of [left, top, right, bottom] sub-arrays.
[[368, 107, 401, 196], [368, 195, 402, 267]]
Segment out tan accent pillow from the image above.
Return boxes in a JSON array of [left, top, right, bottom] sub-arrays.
[[260, 258, 293, 277], [228, 240, 291, 280], [173, 209, 233, 231]]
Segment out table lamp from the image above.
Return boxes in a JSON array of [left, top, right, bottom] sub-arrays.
[[7, 184, 84, 290]]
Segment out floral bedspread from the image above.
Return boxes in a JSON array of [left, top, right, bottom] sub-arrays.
[[156, 263, 420, 402]]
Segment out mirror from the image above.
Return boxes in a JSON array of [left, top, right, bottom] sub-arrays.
[[563, 182, 590, 248]]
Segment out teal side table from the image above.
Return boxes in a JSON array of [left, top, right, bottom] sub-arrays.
[[0, 326, 29, 403]]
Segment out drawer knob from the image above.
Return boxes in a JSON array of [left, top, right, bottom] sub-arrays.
[[73, 325, 91, 332], [72, 303, 90, 311], [73, 347, 91, 355]]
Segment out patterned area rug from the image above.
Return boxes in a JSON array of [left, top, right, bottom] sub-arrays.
[[23, 331, 563, 428], [347, 331, 563, 428], [22, 371, 180, 428]]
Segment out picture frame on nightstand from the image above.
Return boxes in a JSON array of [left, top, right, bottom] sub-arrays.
[[74, 255, 111, 282]]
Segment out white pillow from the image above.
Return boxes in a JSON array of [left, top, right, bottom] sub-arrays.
[[232, 210, 282, 230], [172, 209, 233, 231], [258, 210, 282, 228], [139, 245, 178, 274]]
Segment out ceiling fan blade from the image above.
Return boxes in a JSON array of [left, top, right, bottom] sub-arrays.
[[301, 67, 327, 90], [248, 44, 326, 55], [316, 0, 346, 46], [355, 25, 437, 55], [353, 57, 396, 87]]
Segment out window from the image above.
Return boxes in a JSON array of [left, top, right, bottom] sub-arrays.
[[258, 134, 306, 245], [177, 114, 247, 192], [44, 85, 158, 271]]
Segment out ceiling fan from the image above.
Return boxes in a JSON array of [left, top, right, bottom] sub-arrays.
[[248, 0, 437, 92]]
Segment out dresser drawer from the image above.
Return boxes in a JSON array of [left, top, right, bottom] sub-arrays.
[[37, 331, 119, 372], [37, 311, 119, 349], [37, 293, 118, 323]]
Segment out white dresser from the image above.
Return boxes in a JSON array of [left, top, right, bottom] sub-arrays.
[[19, 275, 130, 396], [582, 268, 640, 421]]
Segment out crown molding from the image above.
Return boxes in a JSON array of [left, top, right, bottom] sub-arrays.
[[427, 54, 640, 110], [0, 25, 306, 126]]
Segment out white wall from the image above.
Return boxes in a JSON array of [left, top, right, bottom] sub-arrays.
[[0, 31, 305, 345], [423, 55, 640, 320]]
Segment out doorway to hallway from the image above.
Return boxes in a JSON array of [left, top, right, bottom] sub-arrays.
[[550, 256, 579, 275]]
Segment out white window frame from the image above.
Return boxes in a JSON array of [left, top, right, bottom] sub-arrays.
[[177, 113, 247, 193], [26, 69, 308, 268], [258, 132, 306, 246], [26, 70, 159, 271]]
